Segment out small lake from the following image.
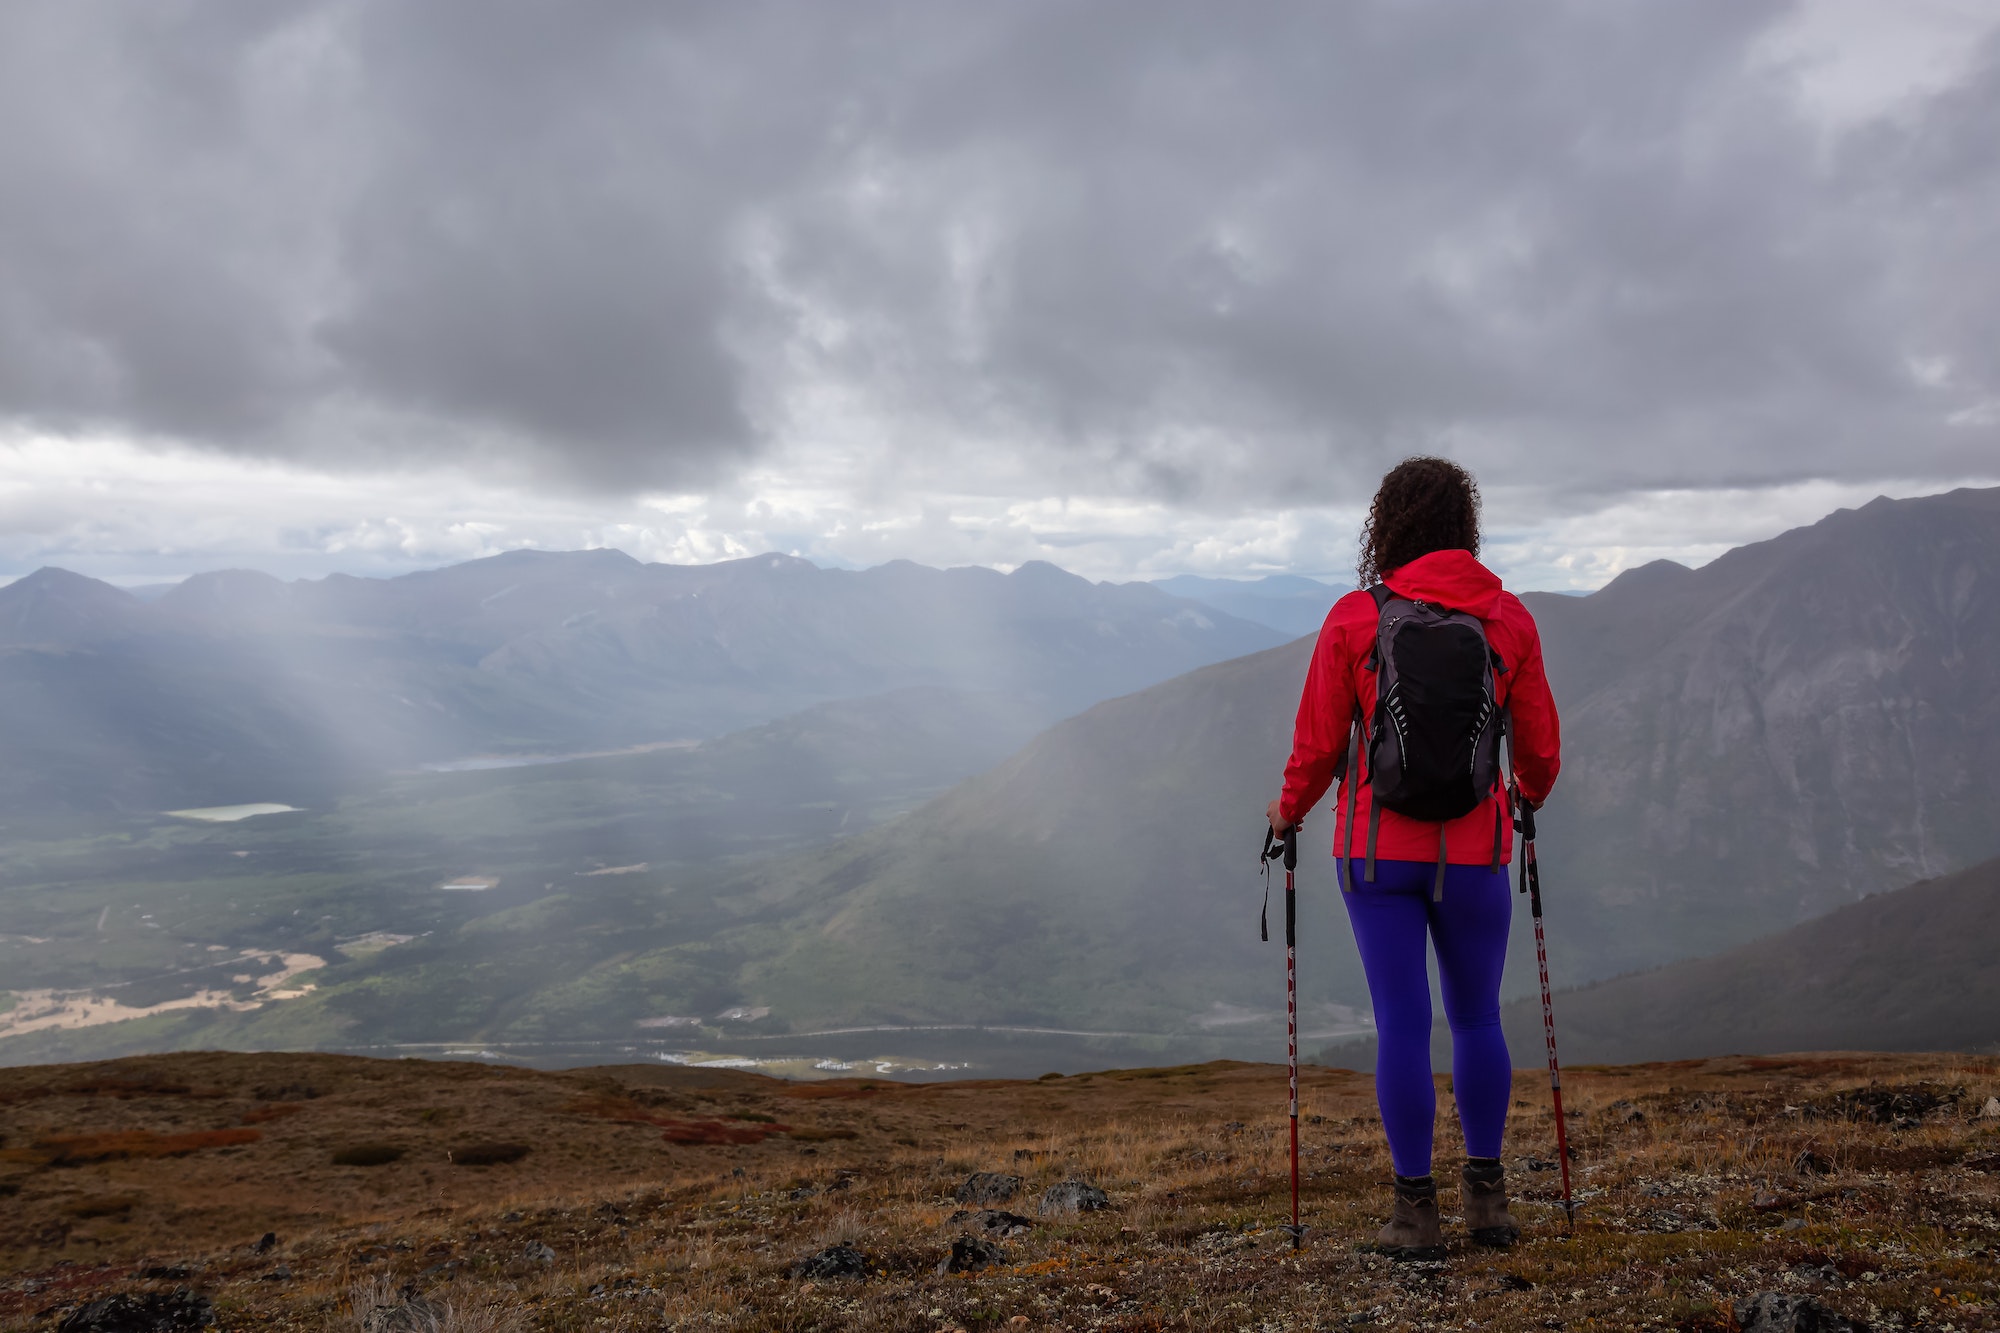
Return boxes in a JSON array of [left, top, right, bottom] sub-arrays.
[[165, 803, 303, 822]]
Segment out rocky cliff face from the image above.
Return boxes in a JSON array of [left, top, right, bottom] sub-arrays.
[[1533, 487, 2000, 959]]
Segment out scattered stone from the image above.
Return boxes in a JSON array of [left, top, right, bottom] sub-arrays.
[[1221, 1121, 1245, 1133], [953, 1172, 1022, 1206], [501, 1211, 524, 1222], [1734, 1291, 1863, 1332], [55, 1289, 215, 1333], [1609, 1099, 1646, 1124], [135, 1266, 191, 1281], [944, 1208, 1034, 1237], [1781, 1218, 1808, 1232], [1982, 1096, 2000, 1119], [1038, 1180, 1110, 1216], [254, 1232, 277, 1254], [789, 1243, 870, 1281], [1793, 1149, 1834, 1176], [1752, 1189, 1798, 1212], [1524, 1156, 1556, 1172], [523, 1242, 556, 1264], [1801, 1082, 1961, 1125], [936, 1234, 1007, 1274], [261, 1264, 293, 1281]]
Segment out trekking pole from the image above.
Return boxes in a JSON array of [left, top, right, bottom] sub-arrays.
[[1260, 822, 1306, 1250], [1515, 792, 1577, 1229]]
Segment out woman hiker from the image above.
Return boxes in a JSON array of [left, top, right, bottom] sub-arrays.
[[1266, 456, 1560, 1259]]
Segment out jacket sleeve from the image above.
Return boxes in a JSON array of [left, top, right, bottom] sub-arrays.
[[1278, 615, 1358, 826], [1504, 606, 1561, 806]]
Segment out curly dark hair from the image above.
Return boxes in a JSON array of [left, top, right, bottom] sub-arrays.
[[1357, 456, 1482, 586]]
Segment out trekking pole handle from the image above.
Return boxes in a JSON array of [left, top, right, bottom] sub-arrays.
[[1262, 818, 1301, 870], [1512, 784, 1537, 843]]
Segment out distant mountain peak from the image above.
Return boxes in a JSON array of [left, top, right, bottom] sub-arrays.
[[0, 567, 145, 644], [477, 547, 644, 569], [4, 566, 135, 599], [1008, 559, 1087, 586], [1595, 558, 1694, 597]]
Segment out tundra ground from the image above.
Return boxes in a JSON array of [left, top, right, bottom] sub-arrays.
[[2, 1051, 1996, 1330]]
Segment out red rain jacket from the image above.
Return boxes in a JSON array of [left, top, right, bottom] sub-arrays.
[[1278, 549, 1560, 866]]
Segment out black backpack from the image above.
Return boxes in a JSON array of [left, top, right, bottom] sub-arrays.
[[1341, 584, 1508, 898]]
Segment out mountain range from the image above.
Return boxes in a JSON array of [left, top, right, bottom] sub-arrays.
[[712, 486, 2000, 1037], [3, 486, 1997, 1068], [0, 552, 1280, 815]]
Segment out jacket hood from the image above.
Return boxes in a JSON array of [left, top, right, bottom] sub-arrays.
[[1383, 549, 1504, 618]]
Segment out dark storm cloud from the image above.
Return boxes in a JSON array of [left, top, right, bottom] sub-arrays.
[[0, 1, 1994, 498]]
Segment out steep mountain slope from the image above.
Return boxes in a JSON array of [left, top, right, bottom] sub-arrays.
[[730, 636, 1329, 1033], [0, 552, 1280, 814], [1527, 486, 2000, 960], [720, 487, 2000, 1034], [1488, 853, 2000, 1063]]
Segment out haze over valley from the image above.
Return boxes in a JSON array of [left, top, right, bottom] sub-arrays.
[[4, 486, 1996, 1075]]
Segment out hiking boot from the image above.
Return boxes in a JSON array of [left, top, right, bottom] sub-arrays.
[[1373, 1173, 1445, 1260], [1461, 1157, 1520, 1247]]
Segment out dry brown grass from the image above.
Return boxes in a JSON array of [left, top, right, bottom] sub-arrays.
[[0, 1050, 1995, 1330]]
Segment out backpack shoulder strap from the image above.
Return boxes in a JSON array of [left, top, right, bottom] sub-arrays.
[[1368, 582, 1394, 611]]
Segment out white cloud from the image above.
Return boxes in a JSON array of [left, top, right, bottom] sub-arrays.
[[3, 430, 1991, 595]]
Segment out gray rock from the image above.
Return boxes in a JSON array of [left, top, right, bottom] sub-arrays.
[[524, 1241, 557, 1264], [944, 1208, 1034, 1237], [56, 1290, 215, 1333], [936, 1235, 1007, 1274], [953, 1172, 1022, 1206], [1038, 1179, 1111, 1216], [789, 1243, 871, 1281], [1734, 1291, 1865, 1333]]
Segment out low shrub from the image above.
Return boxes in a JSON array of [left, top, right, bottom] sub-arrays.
[[657, 1119, 789, 1146], [451, 1142, 531, 1166], [66, 1195, 140, 1219], [786, 1126, 859, 1142], [331, 1143, 405, 1167], [241, 1103, 305, 1125], [0, 1128, 260, 1167]]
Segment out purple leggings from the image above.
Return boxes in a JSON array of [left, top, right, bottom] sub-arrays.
[[1340, 857, 1513, 1177]]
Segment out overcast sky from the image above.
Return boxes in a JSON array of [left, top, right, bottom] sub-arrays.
[[2, 0, 1996, 591]]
